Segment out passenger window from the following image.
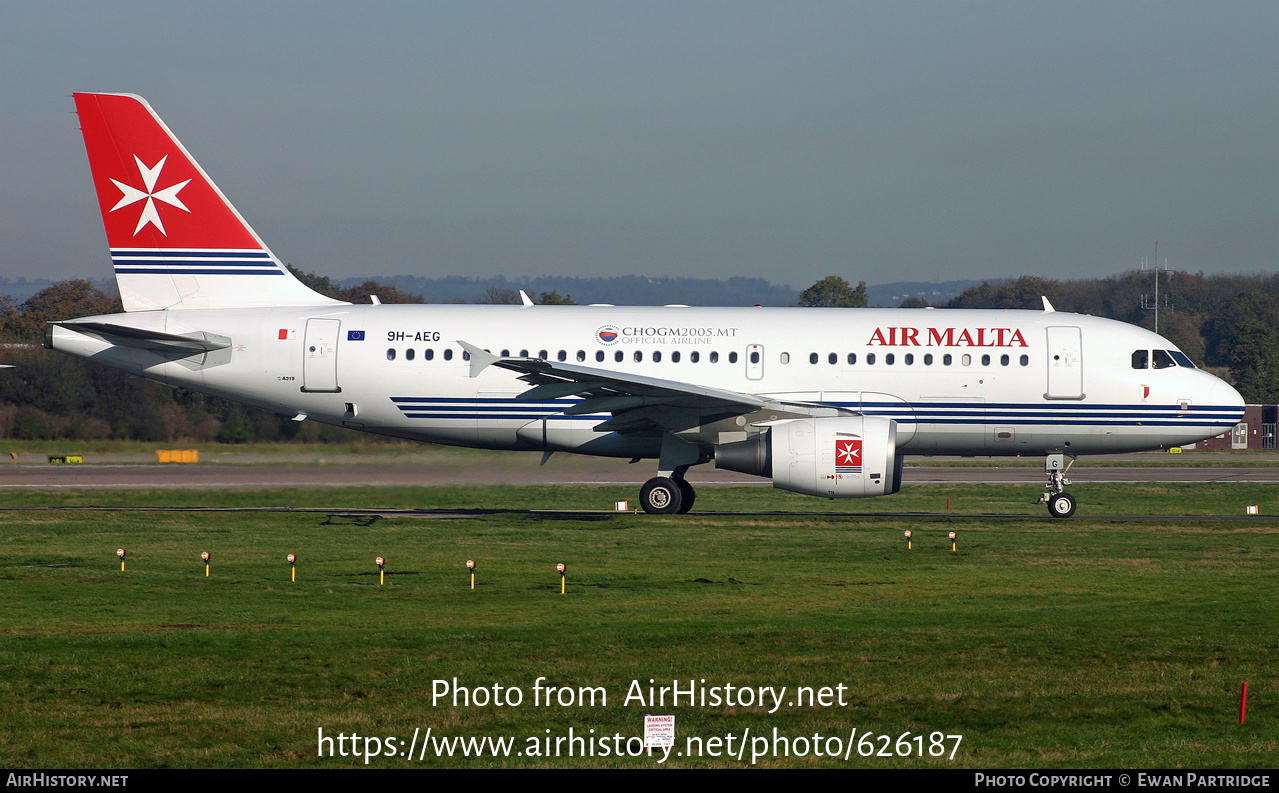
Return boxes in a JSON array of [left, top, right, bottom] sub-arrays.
[[500, 349, 510, 357], [1132, 350, 1149, 369], [961, 354, 971, 366], [809, 353, 818, 364], [557, 350, 567, 362], [780, 352, 789, 364], [405, 348, 415, 361], [691, 351, 700, 363], [425, 348, 434, 360], [923, 354, 933, 365], [634, 351, 643, 363], [905, 353, 914, 365], [653, 351, 662, 363], [444, 349, 453, 361], [710, 352, 719, 363], [520, 349, 529, 358], [729, 352, 738, 363], [750, 351, 759, 364], [828, 353, 837, 365], [1019, 354, 1029, 366], [538, 350, 547, 360], [867, 353, 876, 365], [981, 354, 991, 366], [614, 351, 623, 362], [672, 351, 681, 363], [943, 354, 952, 366], [463, 350, 470, 361], [847, 353, 857, 365], [576, 350, 585, 362], [1152, 349, 1176, 369], [885, 353, 895, 365], [1000, 354, 1009, 366], [595, 351, 604, 362], [386, 348, 396, 361]]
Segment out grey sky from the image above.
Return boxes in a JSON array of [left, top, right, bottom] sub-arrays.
[[3, 1, 1276, 289]]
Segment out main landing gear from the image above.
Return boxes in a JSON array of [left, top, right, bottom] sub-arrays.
[[639, 475, 696, 514], [1038, 453, 1076, 518]]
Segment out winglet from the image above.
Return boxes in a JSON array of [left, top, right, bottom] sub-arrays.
[[1041, 296, 1056, 312], [519, 290, 534, 307], [456, 340, 499, 377]]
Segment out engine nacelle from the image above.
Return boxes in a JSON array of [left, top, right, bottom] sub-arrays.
[[716, 416, 902, 498]]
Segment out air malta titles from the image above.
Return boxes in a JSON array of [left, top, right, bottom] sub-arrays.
[[868, 327, 1029, 348]]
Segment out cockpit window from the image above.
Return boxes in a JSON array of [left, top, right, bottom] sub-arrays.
[[1131, 350, 1148, 369], [1168, 350, 1196, 369], [1152, 349, 1176, 369]]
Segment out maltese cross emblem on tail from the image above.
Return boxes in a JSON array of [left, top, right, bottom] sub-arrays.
[[109, 154, 192, 236]]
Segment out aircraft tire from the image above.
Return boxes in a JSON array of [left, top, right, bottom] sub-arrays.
[[640, 477, 683, 514], [675, 479, 696, 514], [1047, 492, 1076, 519]]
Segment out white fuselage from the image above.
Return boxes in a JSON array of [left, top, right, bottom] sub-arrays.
[[50, 304, 1244, 463]]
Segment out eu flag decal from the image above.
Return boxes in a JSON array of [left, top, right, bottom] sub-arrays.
[[347, 330, 365, 341]]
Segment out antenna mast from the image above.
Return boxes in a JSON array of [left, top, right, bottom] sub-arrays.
[[1140, 241, 1171, 334]]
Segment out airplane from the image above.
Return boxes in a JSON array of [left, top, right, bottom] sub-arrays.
[[48, 93, 1245, 518]]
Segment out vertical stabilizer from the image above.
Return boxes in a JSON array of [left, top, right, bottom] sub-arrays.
[[73, 93, 344, 311]]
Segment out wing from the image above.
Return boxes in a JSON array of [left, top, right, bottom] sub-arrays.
[[457, 341, 846, 434]]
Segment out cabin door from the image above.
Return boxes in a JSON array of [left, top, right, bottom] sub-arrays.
[[1045, 326, 1083, 399], [302, 318, 341, 393]]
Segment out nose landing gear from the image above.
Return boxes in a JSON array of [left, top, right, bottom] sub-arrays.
[[1038, 453, 1076, 518]]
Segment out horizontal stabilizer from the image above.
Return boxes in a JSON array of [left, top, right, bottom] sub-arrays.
[[52, 321, 230, 353]]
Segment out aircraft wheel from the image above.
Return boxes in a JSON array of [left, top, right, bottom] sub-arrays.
[[675, 479, 696, 514], [1047, 492, 1076, 519], [640, 477, 683, 514]]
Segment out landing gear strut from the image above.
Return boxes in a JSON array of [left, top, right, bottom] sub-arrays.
[[1038, 453, 1076, 518], [639, 476, 695, 514]]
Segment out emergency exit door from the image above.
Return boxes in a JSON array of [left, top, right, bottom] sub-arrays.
[[302, 318, 341, 393]]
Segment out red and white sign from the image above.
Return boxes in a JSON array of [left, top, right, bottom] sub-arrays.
[[644, 714, 675, 748]]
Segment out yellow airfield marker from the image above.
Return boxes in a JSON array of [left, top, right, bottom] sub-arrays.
[[287, 553, 296, 582], [949, 531, 957, 554], [557, 562, 567, 595], [904, 530, 913, 551], [201, 551, 210, 577], [466, 559, 476, 590], [376, 556, 385, 585], [117, 548, 126, 572]]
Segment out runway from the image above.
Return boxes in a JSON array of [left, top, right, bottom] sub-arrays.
[[0, 456, 1276, 489]]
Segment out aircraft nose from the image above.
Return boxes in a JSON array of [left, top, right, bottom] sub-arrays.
[[1211, 374, 1245, 409], [1212, 376, 1243, 406]]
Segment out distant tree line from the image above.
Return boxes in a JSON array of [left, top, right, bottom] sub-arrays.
[[2, 267, 1278, 442]]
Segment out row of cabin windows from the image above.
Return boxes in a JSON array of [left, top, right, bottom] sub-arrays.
[[386, 347, 1031, 367], [798, 351, 1030, 367], [386, 347, 740, 363], [1132, 349, 1197, 369]]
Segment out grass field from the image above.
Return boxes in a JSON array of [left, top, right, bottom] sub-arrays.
[[1, 482, 1277, 768]]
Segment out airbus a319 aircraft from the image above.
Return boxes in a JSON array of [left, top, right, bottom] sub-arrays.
[[49, 93, 1245, 517]]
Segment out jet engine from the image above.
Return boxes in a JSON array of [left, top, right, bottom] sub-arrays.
[[715, 415, 902, 498]]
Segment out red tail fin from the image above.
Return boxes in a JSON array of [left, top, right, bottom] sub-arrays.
[[74, 93, 341, 311]]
